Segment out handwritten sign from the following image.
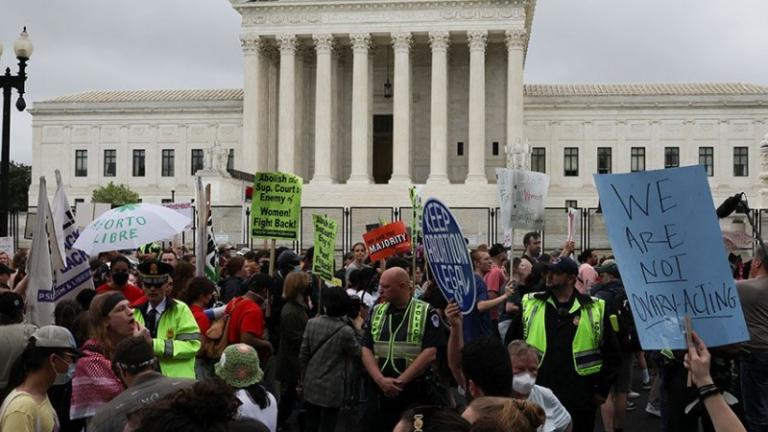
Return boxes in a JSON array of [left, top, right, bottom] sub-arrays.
[[312, 214, 337, 282], [422, 198, 476, 315], [594, 166, 749, 349], [497, 168, 549, 231], [250, 172, 302, 240], [363, 221, 411, 262]]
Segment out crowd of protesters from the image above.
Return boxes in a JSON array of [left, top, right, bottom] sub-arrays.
[[0, 231, 762, 432]]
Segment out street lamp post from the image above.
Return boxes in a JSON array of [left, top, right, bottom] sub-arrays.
[[0, 27, 33, 237], [171, 188, 175, 203]]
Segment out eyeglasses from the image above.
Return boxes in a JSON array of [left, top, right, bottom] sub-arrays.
[[144, 283, 165, 290]]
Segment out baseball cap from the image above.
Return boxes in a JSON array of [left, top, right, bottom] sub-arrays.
[[113, 336, 156, 372], [546, 257, 579, 276], [0, 291, 24, 317], [277, 250, 300, 266], [594, 260, 621, 279], [32, 325, 82, 357], [215, 343, 264, 388], [0, 263, 13, 275]]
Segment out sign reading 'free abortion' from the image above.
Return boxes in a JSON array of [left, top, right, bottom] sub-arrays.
[[594, 166, 749, 350], [422, 198, 476, 315]]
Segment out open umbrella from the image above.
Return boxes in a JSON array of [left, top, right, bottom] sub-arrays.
[[73, 203, 191, 255]]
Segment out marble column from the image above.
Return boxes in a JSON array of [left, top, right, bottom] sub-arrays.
[[348, 33, 372, 184], [505, 29, 526, 170], [240, 34, 266, 173], [277, 33, 298, 174], [466, 30, 488, 184], [427, 31, 450, 184], [390, 32, 413, 184], [311, 34, 335, 184]]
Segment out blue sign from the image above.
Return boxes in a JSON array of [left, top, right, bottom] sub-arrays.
[[594, 166, 749, 349], [422, 198, 476, 314]]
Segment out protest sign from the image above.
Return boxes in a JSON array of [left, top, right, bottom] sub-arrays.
[[75, 202, 111, 230], [594, 166, 749, 349], [567, 208, 578, 242], [27, 178, 56, 326], [163, 202, 193, 229], [312, 214, 337, 282], [363, 221, 411, 262], [0, 237, 14, 258], [422, 198, 476, 315], [496, 168, 549, 231], [251, 172, 302, 240]]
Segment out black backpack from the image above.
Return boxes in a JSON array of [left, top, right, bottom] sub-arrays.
[[611, 287, 640, 352]]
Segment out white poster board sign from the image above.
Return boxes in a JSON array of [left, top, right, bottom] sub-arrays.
[[496, 168, 550, 232], [75, 202, 112, 229], [163, 202, 193, 229], [0, 237, 14, 257]]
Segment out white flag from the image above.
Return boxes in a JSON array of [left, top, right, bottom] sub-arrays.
[[26, 178, 56, 326], [52, 170, 94, 302]]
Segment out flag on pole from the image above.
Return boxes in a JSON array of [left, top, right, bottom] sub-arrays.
[[26, 178, 56, 326], [195, 176, 219, 281], [52, 170, 94, 302], [204, 188, 219, 282]]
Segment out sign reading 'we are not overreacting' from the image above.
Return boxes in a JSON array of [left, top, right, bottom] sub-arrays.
[[595, 166, 749, 350]]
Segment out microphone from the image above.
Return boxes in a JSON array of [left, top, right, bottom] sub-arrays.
[[716, 193, 744, 219]]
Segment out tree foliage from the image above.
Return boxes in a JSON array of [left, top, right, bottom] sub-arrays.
[[9, 161, 31, 211], [91, 182, 140, 207]]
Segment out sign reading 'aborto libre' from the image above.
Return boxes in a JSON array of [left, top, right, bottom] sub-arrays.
[[594, 166, 749, 350], [251, 172, 302, 240]]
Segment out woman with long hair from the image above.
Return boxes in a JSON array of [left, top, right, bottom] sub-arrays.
[[1, 326, 81, 432], [171, 261, 196, 300], [276, 271, 310, 430], [69, 292, 149, 421], [462, 396, 546, 432]]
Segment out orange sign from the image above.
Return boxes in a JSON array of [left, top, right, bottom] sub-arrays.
[[363, 221, 411, 262]]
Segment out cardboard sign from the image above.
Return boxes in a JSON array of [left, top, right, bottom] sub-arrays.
[[594, 166, 749, 349], [497, 168, 549, 231], [422, 198, 476, 315], [312, 214, 337, 282], [363, 221, 411, 262], [250, 171, 302, 240]]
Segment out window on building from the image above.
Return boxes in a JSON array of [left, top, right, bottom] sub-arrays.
[[564, 147, 579, 177], [699, 147, 714, 177], [565, 200, 578, 209], [597, 147, 612, 174], [631, 147, 646, 172], [492, 142, 499, 156], [75, 150, 87, 177], [665, 147, 680, 169], [531, 147, 546, 173], [103, 150, 116, 177], [161, 198, 173, 204], [457, 142, 464, 156], [191, 149, 204, 175], [132, 150, 146, 177], [161, 150, 175, 177], [734, 147, 748, 177], [227, 149, 234, 172], [74, 198, 84, 205]]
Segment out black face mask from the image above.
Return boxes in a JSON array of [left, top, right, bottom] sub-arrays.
[[112, 272, 129, 286], [260, 262, 270, 275]]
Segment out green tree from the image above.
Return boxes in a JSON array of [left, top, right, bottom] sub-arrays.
[[9, 161, 31, 211], [91, 182, 140, 207]]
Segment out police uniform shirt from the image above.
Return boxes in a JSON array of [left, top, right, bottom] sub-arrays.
[[362, 302, 446, 378]]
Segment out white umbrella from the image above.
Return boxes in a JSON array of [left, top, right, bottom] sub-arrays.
[[73, 203, 191, 255]]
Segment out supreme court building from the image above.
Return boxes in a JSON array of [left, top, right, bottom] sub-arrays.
[[29, 0, 768, 220]]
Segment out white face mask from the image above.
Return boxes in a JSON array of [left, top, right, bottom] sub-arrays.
[[53, 357, 76, 386], [512, 372, 536, 395]]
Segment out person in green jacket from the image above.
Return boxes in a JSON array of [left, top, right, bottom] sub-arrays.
[[133, 261, 200, 379]]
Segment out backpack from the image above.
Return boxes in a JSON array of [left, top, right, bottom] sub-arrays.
[[202, 298, 244, 359], [611, 287, 639, 352]]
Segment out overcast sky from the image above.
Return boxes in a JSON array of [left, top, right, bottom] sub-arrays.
[[2, 0, 766, 164]]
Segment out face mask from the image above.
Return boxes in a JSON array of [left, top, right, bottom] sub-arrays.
[[53, 357, 76, 385], [293, 265, 302, 273], [512, 372, 536, 395], [260, 263, 270, 275], [113, 272, 129, 286]]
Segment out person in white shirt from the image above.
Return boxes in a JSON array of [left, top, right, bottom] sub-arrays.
[[508, 340, 573, 432]]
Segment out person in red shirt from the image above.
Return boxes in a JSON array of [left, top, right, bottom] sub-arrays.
[[95, 256, 146, 306], [180, 277, 217, 334], [484, 244, 508, 335], [227, 273, 273, 362]]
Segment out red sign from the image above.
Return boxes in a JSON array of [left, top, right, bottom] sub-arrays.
[[363, 221, 411, 262]]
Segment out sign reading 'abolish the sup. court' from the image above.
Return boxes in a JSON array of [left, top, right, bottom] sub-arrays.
[[251, 171, 302, 240], [422, 198, 476, 315]]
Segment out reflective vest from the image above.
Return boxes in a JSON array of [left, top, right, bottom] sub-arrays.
[[522, 293, 605, 376], [370, 298, 429, 374], [135, 298, 201, 379]]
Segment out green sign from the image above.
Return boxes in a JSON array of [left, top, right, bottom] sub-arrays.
[[251, 171, 303, 240], [312, 214, 337, 282]]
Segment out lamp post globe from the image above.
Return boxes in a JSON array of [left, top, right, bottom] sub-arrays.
[[13, 27, 33, 60]]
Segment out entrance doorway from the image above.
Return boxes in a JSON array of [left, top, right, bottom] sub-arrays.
[[373, 115, 393, 184]]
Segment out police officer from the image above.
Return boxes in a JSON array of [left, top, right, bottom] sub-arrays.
[[133, 261, 200, 378], [510, 257, 620, 432], [361, 267, 446, 432]]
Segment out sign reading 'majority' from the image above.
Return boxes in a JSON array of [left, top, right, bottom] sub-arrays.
[[363, 221, 410, 262]]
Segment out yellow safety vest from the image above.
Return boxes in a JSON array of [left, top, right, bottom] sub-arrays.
[[522, 293, 605, 376], [370, 298, 429, 374]]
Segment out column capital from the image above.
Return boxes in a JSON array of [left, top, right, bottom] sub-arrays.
[[350, 33, 371, 52], [467, 30, 488, 52], [240, 34, 262, 54], [429, 31, 451, 51], [312, 34, 335, 53], [276, 33, 298, 55], [391, 32, 413, 52], [504, 28, 527, 50]]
